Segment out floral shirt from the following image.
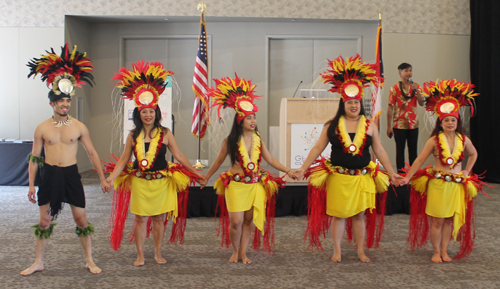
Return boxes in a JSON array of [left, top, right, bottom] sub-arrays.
[[388, 82, 420, 129]]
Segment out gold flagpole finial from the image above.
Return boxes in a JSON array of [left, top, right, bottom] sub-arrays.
[[197, 3, 206, 13], [378, 11, 382, 25]]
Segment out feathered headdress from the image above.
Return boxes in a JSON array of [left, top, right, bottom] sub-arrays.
[[27, 43, 94, 101], [320, 54, 379, 102], [421, 79, 478, 121], [111, 60, 173, 111], [208, 73, 261, 123]]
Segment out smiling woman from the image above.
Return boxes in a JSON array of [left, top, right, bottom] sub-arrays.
[[401, 79, 485, 263], [105, 60, 204, 266], [293, 54, 401, 263]]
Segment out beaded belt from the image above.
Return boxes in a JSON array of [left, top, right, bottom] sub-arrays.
[[133, 169, 169, 180], [232, 173, 260, 184], [432, 171, 464, 183], [333, 166, 371, 176]]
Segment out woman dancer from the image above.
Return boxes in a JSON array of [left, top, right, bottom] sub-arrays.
[[294, 55, 401, 262], [203, 74, 291, 264], [105, 61, 204, 266], [400, 79, 485, 262]]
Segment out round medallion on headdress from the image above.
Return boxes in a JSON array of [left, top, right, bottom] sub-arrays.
[[58, 78, 74, 95], [349, 144, 357, 152], [344, 84, 360, 98], [247, 162, 255, 170], [438, 102, 456, 115], [446, 157, 454, 165], [138, 90, 154, 106], [239, 100, 254, 112]]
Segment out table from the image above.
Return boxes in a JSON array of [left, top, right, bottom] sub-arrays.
[[0, 141, 33, 186]]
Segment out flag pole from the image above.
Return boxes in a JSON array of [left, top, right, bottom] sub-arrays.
[[193, 2, 207, 169]]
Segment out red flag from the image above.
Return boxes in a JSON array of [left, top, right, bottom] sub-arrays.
[[191, 12, 209, 139], [371, 23, 384, 127]]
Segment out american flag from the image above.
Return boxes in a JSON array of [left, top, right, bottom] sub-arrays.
[[191, 12, 209, 139]]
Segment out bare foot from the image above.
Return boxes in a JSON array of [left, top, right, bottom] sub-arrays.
[[134, 256, 145, 267], [241, 253, 252, 264], [431, 253, 443, 263], [20, 262, 44, 276], [85, 262, 102, 274], [358, 252, 370, 263], [331, 253, 341, 263], [154, 252, 167, 264], [441, 253, 452, 262], [229, 251, 239, 263]]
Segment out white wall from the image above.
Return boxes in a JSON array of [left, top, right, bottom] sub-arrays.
[[0, 28, 63, 140]]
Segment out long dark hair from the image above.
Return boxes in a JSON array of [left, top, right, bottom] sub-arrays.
[[131, 107, 164, 140], [326, 99, 366, 140], [430, 115, 463, 137], [227, 114, 259, 166]]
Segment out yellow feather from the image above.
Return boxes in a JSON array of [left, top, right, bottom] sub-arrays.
[[171, 170, 190, 191], [465, 182, 478, 199], [214, 178, 226, 195], [411, 174, 429, 194]]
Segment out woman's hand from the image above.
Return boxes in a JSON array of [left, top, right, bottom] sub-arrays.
[[390, 173, 404, 186], [292, 168, 305, 180], [398, 176, 411, 186]]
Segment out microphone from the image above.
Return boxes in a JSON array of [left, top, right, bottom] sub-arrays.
[[409, 78, 414, 84], [292, 81, 303, 98]]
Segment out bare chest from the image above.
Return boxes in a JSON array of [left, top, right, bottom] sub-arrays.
[[43, 126, 80, 146]]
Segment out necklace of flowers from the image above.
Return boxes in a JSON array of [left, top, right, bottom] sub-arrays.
[[399, 81, 415, 99], [436, 132, 464, 169], [237, 131, 261, 174], [337, 115, 369, 156], [135, 127, 163, 171]]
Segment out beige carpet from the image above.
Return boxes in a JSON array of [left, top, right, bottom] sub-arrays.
[[1, 171, 499, 289]]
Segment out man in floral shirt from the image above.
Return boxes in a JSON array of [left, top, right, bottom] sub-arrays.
[[386, 63, 425, 173]]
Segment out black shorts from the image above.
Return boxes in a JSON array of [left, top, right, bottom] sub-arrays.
[[38, 163, 85, 219]]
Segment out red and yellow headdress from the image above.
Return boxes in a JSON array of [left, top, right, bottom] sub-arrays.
[[320, 54, 379, 102], [27, 43, 94, 101], [112, 60, 173, 111], [208, 73, 261, 123], [422, 79, 478, 121]]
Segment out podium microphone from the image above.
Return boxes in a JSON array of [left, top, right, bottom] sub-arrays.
[[292, 81, 303, 98]]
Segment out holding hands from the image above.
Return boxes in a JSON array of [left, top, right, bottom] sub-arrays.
[[390, 173, 405, 187]]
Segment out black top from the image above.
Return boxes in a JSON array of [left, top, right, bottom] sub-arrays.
[[134, 142, 168, 171], [329, 132, 372, 169]]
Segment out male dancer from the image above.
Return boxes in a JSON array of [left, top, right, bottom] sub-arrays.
[[21, 44, 109, 276]]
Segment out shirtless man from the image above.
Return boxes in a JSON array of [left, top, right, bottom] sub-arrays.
[[22, 44, 109, 276]]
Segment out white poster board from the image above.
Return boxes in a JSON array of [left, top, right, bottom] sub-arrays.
[[290, 123, 331, 169], [123, 77, 173, 144]]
